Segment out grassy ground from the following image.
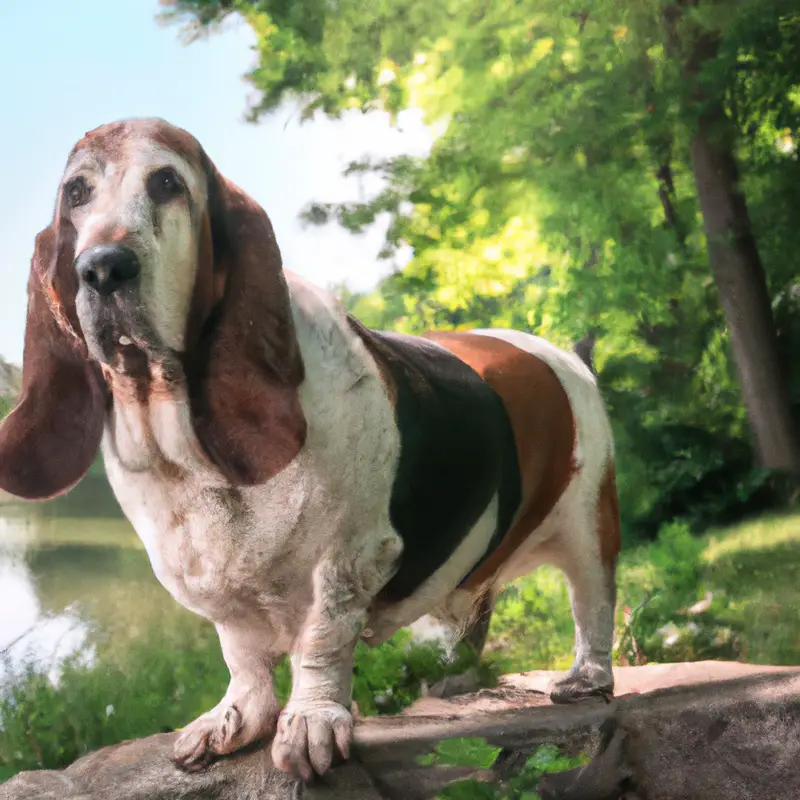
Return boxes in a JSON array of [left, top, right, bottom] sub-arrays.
[[488, 511, 800, 671], [2, 511, 799, 786]]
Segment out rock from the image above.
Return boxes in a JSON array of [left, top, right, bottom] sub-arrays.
[[2, 661, 799, 799]]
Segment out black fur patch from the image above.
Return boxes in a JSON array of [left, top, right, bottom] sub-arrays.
[[348, 319, 521, 603]]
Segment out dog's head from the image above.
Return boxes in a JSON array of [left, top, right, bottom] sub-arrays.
[[0, 118, 306, 500]]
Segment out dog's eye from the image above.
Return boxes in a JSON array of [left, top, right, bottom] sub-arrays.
[[147, 167, 183, 203], [65, 176, 91, 209]]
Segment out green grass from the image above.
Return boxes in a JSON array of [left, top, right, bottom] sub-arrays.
[[489, 510, 800, 671], [2, 511, 800, 784], [0, 622, 492, 781]]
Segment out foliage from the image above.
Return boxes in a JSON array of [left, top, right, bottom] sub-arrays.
[[351, 630, 498, 716], [419, 739, 587, 800], [614, 520, 739, 665], [162, 0, 800, 540], [0, 620, 494, 780], [491, 511, 800, 674], [0, 620, 227, 781], [418, 737, 502, 769], [487, 564, 575, 672]]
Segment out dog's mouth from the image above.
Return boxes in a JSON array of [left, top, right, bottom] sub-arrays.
[[87, 317, 147, 375], [77, 293, 154, 374], [113, 333, 151, 376], [75, 285, 186, 386]]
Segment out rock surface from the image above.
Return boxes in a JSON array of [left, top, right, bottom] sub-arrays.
[[2, 661, 799, 800]]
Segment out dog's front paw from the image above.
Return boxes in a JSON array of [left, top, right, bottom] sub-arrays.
[[172, 692, 280, 771], [271, 701, 353, 781]]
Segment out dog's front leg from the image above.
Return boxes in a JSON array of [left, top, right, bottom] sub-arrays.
[[270, 555, 378, 780], [173, 622, 281, 771]]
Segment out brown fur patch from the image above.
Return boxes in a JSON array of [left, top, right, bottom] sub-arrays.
[[170, 507, 188, 528], [0, 231, 107, 499], [597, 463, 621, 569], [424, 331, 576, 589], [147, 123, 203, 167], [79, 224, 135, 253], [70, 119, 203, 171], [156, 458, 186, 482], [181, 158, 307, 485]]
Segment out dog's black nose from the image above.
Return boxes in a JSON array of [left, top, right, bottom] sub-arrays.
[[75, 245, 141, 296]]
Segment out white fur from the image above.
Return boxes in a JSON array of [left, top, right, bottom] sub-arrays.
[[105, 274, 404, 625]]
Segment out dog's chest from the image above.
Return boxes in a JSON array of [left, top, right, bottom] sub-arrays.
[[101, 398, 320, 624], [100, 286, 404, 627]]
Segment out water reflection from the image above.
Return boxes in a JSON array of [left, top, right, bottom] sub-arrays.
[[0, 475, 186, 683], [0, 552, 88, 683]]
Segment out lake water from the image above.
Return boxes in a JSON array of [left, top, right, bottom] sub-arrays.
[[0, 475, 193, 684]]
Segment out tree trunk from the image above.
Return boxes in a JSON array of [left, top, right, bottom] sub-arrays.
[[687, 37, 800, 470]]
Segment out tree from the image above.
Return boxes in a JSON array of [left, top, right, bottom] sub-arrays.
[[161, 0, 800, 531], [675, 2, 800, 469]]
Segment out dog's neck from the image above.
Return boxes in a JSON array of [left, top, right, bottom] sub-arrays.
[[100, 360, 207, 478]]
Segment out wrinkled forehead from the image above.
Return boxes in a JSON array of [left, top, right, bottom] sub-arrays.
[[64, 119, 206, 193]]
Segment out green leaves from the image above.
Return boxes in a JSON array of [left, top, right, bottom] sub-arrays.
[[418, 737, 502, 769], [418, 740, 587, 800], [161, 0, 800, 535]]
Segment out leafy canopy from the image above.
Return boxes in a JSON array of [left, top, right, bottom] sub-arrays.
[[161, 0, 800, 537]]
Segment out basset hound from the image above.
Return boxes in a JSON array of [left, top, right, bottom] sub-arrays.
[[0, 118, 620, 781]]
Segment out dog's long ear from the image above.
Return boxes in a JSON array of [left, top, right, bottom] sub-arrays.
[[184, 157, 306, 485], [0, 226, 107, 500]]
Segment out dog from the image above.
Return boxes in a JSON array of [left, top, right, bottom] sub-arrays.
[[0, 118, 620, 780]]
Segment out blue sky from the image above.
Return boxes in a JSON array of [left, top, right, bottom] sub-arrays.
[[0, 1, 432, 363]]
